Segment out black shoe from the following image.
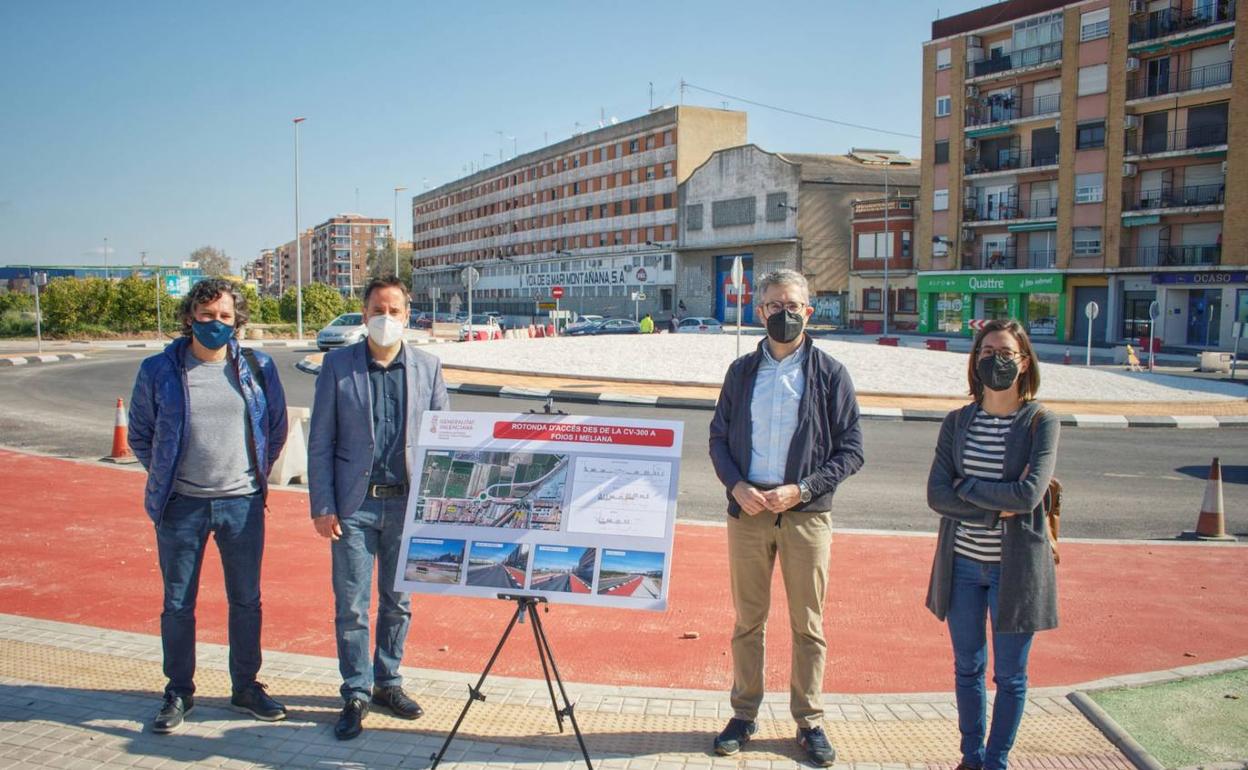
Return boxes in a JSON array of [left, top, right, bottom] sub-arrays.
[[797, 725, 837, 767], [713, 717, 757, 756], [334, 698, 369, 741], [153, 693, 194, 734], [230, 681, 288, 722], [371, 685, 424, 720]]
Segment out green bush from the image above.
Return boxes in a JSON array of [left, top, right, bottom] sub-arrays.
[[279, 282, 344, 329], [0, 310, 35, 337], [0, 292, 35, 314], [258, 296, 281, 324]]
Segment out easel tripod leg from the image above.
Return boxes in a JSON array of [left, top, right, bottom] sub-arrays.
[[531, 608, 594, 769]]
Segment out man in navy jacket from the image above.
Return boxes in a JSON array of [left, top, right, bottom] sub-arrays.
[[129, 278, 289, 734], [308, 276, 449, 741], [708, 269, 864, 767]]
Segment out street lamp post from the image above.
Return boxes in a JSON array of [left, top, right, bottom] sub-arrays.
[[882, 163, 891, 338], [393, 186, 407, 279], [293, 117, 306, 340]]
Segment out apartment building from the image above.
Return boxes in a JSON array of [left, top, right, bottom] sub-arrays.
[[243, 249, 277, 293], [310, 215, 391, 296], [408, 106, 748, 321], [849, 193, 920, 332], [273, 229, 312, 297], [919, 0, 1244, 348], [676, 145, 918, 325]]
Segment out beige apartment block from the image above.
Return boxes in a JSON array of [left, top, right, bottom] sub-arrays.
[[920, 0, 1243, 349]]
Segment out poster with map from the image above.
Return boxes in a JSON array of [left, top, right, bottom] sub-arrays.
[[395, 412, 683, 610]]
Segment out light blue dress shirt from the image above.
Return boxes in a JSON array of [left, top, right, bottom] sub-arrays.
[[747, 343, 806, 486]]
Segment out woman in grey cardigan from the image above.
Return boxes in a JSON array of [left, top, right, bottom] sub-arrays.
[[925, 319, 1060, 770]]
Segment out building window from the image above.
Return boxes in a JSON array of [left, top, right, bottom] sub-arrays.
[[766, 192, 789, 221], [1080, 8, 1109, 41], [863, 289, 883, 311], [686, 204, 704, 231], [1073, 226, 1103, 255], [936, 96, 952, 117], [933, 189, 949, 211], [629, 139, 639, 153], [1075, 172, 1104, 203], [1076, 121, 1106, 149], [712, 196, 757, 227], [898, 289, 917, 313], [936, 48, 952, 70], [1078, 64, 1108, 95], [934, 140, 949, 165], [902, 231, 912, 257]]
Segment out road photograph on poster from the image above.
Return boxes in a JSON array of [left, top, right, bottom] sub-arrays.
[[395, 411, 683, 610]]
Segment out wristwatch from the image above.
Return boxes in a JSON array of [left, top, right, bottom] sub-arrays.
[[797, 480, 812, 504]]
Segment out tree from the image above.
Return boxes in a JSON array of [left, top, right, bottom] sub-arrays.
[[365, 244, 413, 286], [40, 277, 116, 334], [189, 246, 232, 277], [110, 276, 161, 333], [279, 282, 343, 329]]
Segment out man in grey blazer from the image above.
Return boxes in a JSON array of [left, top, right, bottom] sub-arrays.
[[308, 276, 450, 741]]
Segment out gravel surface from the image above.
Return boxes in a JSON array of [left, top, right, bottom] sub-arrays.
[[427, 334, 1246, 403]]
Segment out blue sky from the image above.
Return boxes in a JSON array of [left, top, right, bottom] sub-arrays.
[[0, 0, 984, 272], [601, 549, 665, 575]]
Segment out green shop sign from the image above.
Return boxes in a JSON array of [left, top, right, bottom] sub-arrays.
[[918, 272, 1064, 294]]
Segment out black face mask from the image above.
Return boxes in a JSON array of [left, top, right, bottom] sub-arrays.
[[765, 308, 805, 344], [976, 354, 1020, 392]]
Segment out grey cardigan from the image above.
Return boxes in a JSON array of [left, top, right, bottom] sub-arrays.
[[924, 400, 1061, 634]]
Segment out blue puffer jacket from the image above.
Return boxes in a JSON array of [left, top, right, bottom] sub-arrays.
[[128, 336, 288, 524]]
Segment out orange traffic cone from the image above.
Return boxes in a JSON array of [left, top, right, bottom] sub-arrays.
[[102, 397, 137, 464], [1063, 347, 1072, 365], [1181, 458, 1235, 541]]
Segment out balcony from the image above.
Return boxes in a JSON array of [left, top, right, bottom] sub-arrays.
[[1119, 244, 1222, 267], [964, 195, 1058, 222], [1122, 182, 1224, 211], [965, 92, 1061, 128], [965, 148, 1059, 176], [1129, 4, 1235, 44], [970, 41, 1062, 79], [1127, 124, 1228, 156], [1127, 60, 1232, 100]]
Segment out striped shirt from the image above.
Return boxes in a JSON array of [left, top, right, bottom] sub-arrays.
[[954, 407, 1018, 563]]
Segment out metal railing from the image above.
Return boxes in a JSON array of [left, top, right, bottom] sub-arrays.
[[965, 147, 1059, 175], [1130, 123, 1229, 155], [963, 195, 1058, 221], [1028, 250, 1057, 269], [1129, 4, 1235, 43], [1127, 60, 1232, 99], [1119, 244, 1222, 267], [965, 92, 1061, 127], [971, 41, 1062, 77], [1123, 182, 1224, 210]]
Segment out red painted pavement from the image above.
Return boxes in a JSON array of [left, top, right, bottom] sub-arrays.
[[1, 450, 1245, 693]]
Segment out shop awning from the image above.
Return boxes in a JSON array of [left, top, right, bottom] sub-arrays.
[[1006, 222, 1057, 232], [1122, 214, 1161, 227]]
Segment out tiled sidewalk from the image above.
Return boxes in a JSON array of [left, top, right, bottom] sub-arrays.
[[0, 615, 1131, 770]]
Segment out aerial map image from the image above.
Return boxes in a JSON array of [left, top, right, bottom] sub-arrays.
[[415, 450, 568, 530]]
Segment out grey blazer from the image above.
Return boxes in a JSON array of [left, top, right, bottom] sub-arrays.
[[308, 340, 450, 518], [924, 400, 1061, 634]]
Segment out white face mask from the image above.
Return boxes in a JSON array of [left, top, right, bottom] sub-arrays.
[[367, 315, 404, 348]]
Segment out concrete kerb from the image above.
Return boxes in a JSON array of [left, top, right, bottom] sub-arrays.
[[1066, 656, 1248, 770], [0, 353, 87, 366]]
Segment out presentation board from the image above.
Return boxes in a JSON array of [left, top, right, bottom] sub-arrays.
[[395, 411, 684, 610]]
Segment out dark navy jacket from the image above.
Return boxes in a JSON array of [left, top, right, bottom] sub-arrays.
[[128, 336, 289, 524], [709, 335, 865, 517]]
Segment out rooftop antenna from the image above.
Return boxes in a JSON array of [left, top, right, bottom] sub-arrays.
[[649, 81, 654, 110], [679, 78, 685, 105]]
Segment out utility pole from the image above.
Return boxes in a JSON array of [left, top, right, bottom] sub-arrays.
[[293, 117, 306, 340], [882, 163, 891, 338]]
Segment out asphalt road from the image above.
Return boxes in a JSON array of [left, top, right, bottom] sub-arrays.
[[466, 563, 523, 589], [0, 347, 1243, 541]]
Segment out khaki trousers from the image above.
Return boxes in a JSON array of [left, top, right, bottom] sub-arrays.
[[727, 508, 832, 728]]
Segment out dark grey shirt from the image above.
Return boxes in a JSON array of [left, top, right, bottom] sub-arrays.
[[368, 345, 407, 486], [174, 349, 258, 498]]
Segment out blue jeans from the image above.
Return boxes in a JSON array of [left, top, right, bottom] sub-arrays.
[[156, 492, 265, 697], [331, 495, 411, 702], [948, 556, 1035, 770]]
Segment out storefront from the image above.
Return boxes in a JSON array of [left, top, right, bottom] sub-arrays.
[[1150, 270, 1247, 349], [918, 272, 1066, 339]]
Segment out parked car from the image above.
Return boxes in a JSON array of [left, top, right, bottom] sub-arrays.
[[316, 313, 366, 351], [483, 311, 507, 330], [412, 311, 433, 329], [458, 314, 501, 341], [563, 314, 604, 336], [586, 318, 641, 335], [675, 316, 723, 334]]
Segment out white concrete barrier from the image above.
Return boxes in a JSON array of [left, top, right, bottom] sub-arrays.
[[268, 406, 310, 486]]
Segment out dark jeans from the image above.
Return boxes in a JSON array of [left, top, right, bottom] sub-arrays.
[[331, 495, 411, 702], [948, 556, 1035, 770], [156, 492, 265, 697]]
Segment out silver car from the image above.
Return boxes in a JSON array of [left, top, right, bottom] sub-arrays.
[[675, 316, 724, 334], [316, 313, 366, 351]]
